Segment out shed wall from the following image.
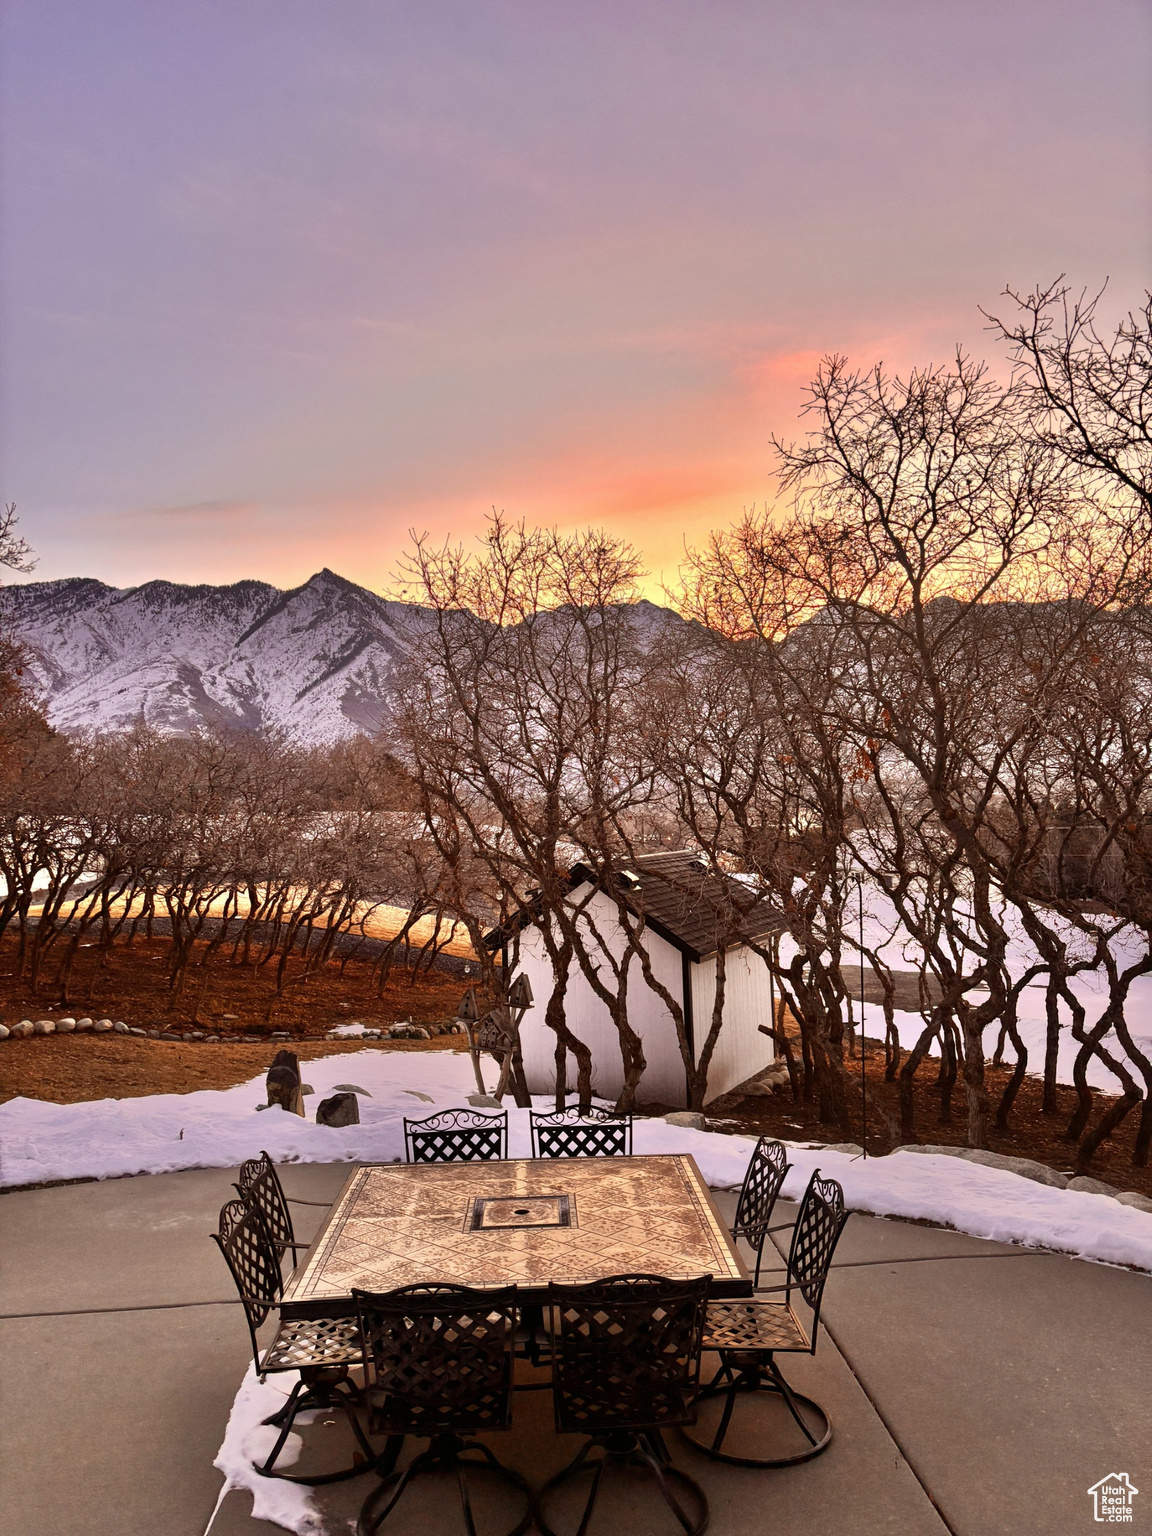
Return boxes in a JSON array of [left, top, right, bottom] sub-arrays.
[[513, 887, 689, 1106], [689, 948, 775, 1104]]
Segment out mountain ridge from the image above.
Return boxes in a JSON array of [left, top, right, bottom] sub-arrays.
[[0, 571, 683, 743]]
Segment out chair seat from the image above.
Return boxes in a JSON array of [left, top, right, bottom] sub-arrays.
[[557, 1382, 695, 1432], [703, 1301, 810, 1354], [261, 1315, 363, 1373]]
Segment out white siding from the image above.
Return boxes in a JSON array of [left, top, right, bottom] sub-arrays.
[[690, 947, 775, 1104], [512, 886, 690, 1107]]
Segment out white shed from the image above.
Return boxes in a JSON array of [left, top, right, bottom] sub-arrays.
[[499, 851, 782, 1108]]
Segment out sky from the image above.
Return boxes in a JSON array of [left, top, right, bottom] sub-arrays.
[[2, 1, 1150, 598]]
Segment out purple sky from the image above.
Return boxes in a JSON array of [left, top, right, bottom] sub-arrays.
[[2, 1, 1150, 596]]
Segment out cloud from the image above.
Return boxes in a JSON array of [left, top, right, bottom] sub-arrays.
[[139, 499, 260, 519]]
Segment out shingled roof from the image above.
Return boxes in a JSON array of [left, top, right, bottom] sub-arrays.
[[489, 850, 784, 963], [599, 850, 785, 962]]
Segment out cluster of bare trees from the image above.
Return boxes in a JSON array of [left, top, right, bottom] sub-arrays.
[[392, 282, 1152, 1169], [0, 722, 484, 1020], [2, 282, 1150, 1169]]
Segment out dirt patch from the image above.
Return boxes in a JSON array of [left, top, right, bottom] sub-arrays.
[[0, 1032, 470, 1107], [706, 1035, 1152, 1198], [0, 932, 489, 1106], [0, 934, 476, 1041]]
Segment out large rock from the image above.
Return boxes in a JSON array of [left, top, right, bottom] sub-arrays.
[[266, 1050, 304, 1116], [1115, 1191, 1152, 1214], [664, 1112, 706, 1130], [316, 1092, 360, 1128], [75, 1018, 94, 1032], [894, 1144, 1070, 1188], [467, 1093, 502, 1109], [92, 1019, 113, 1032], [0, 1025, 9, 1041], [56, 1018, 76, 1032], [33, 1019, 55, 1035], [11, 1021, 33, 1037], [1067, 1175, 1119, 1197]]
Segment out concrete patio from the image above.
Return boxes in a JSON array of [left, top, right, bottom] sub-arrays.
[[2, 1160, 1149, 1536]]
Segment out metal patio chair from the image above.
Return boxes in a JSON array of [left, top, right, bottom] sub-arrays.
[[352, 1283, 534, 1536], [681, 1170, 849, 1467], [730, 1137, 792, 1287], [211, 1198, 376, 1484], [235, 1149, 332, 1277], [530, 1105, 633, 1158], [538, 1273, 711, 1536], [404, 1107, 509, 1162]]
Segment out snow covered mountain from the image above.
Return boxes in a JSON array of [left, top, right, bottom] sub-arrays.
[[0, 569, 424, 742], [0, 571, 691, 743]]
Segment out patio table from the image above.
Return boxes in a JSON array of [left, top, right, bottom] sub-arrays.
[[280, 1153, 751, 1319]]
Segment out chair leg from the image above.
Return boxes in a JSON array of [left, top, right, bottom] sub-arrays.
[[537, 1432, 707, 1536], [256, 1376, 377, 1485], [681, 1352, 833, 1468], [358, 1433, 534, 1536]]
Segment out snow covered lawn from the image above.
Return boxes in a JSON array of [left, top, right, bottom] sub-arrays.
[[2, 1046, 1151, 1274]]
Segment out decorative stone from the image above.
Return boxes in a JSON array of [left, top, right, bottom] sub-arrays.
[[129, 1027, 147, 1036], [55, 1019, 76, 1033], [75, 1019, 94, 1032], [894, 1144, 1069, 1188], [316, 1091, 360, 1127], [93, 1020, 113, 1032], [467, 1093, 503, 1108], [1067, 1175, 1119, 1197], [270, 1031, 291, 1040], [33, 1019, 56, 1034], [11, 1020, 33, 1037], [58, 1017, 76, 1028], [146, 1029, 160, 1039], [159, 1032, 181, 1041], [76, 1017, 93, 1028], [190, 1031, 204, 1040], [96, 1019, 113, 1029], [333, 1083, 372, 1097], [204, 1034, 220, 1042], [0, 1025, 9, 1040], [1115, 1191, 1152, 1214], [663, 1111, 706, 1130], [266, 1050, 305, 1116], [112, 1021, 130, 1033]]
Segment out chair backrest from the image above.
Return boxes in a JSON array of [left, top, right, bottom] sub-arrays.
[[732, 1137, 790, 1248], [530, 1105, 633, 1159], [785, 1171, 849, 1336], [212, 1197, 282, 1368], [352, 1283, 518, 1436], [404, 1108, 508, 1162], [235, 1150, 295, 1262], [546, 1272, 709, 1435]]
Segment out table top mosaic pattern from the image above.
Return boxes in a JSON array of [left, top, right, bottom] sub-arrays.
[[281, 1154, 748, 1315]]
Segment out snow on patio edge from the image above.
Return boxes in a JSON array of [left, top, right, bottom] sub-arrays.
[[2, 1046, 1151, 1273]]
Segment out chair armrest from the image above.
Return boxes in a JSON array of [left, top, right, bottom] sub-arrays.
[[286, 1197, 333, 1207]]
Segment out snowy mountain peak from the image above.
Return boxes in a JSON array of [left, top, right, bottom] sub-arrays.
[[0, 572, 691, 744], [0, 571, 413, 743]]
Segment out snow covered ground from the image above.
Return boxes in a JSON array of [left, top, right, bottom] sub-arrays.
[[2, 1046, 1150, 1273]]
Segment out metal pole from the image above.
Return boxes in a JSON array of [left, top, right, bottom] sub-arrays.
[[859, 877, 867, 1160]]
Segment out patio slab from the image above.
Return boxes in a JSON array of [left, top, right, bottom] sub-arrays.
[[795, 1200, 1152, 1536], [1, 1159, 1149, 1536]]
